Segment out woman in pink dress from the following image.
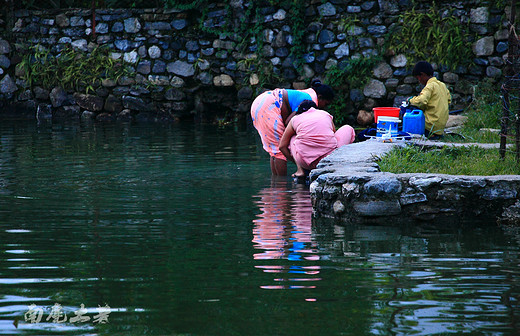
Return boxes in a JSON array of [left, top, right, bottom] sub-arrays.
[[279, 100, 355, 177], [250, 80, 335, 176]]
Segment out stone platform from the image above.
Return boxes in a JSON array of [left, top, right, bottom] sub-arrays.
[[309, 139, 520, 225]]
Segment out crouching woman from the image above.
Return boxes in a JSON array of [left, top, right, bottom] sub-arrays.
[[279, 100, 355, 177]]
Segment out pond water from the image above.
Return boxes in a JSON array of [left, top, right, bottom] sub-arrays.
[[0, 120, 519, 336]]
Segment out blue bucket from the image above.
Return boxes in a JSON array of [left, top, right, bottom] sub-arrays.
[[376, 116, 400, 137], [403, 109, 425, 135]]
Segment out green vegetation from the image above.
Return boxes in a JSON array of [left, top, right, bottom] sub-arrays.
[[386, 5, 474, 69], [443, 79, 502, 143], [325, 57, 381, 90], [19, 45, 131, 94], [17, 0, 165, 9], [169, 0, 308, 90], [325, 56, 381, 125], [377, 145, 520, 175], [286, 1, 307, 72], [248, 0, 307, 88], [334, 15, 361, 40], [378, 79, 520, 175]]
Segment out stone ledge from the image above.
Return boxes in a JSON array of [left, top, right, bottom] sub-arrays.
[[309, 140, 520, 225]]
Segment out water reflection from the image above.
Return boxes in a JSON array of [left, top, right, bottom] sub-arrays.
[[252, 179, 321, 290], [0, 120, 519, 335], [314, 221, 520, 335]]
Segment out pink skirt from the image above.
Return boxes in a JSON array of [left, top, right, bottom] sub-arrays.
[[290, 124, 356, 170], [250, 89, 286, 160]]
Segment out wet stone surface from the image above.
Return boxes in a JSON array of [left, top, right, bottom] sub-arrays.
[[310, 139, 520, 225]]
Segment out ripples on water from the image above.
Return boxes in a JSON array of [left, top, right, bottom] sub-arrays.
[[0, 121, 519, 335]]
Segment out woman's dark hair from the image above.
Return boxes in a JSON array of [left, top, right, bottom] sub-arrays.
[[296, 100, 317, 114], [311, 79, 335, 101], [412, 61, 434, 76]]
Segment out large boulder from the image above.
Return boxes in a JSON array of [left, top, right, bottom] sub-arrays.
[[73, 93, 104, 111], [50, 87, 68, 107], [0, 74, 17, 94], [167, 61, 195, 77], [363, 79, 386, 98], [473, 36, 495, 56]]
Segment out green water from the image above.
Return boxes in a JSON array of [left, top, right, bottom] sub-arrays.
[[0, 121, 519, 335]]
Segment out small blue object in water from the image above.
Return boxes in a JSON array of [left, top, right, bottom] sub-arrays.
[[403, 109, 425, 135]]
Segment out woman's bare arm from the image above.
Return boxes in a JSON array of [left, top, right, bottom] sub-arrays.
[[279, 121, 296, 162], [280, 89, 292, 125]]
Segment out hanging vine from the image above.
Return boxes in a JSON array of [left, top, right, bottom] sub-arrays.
[[385, 5, 474, 69]]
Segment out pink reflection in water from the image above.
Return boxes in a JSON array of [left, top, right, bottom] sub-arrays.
[[252, 180, 321, 289], [252, 181, 317, 261], [260, 285, 317, 290]]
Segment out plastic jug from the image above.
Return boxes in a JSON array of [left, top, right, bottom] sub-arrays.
[[399, 101, 411, 119], [403, 109, 425, 135]]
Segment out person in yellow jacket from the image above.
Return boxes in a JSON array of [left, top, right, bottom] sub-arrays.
[[408, 61, 452, 139]]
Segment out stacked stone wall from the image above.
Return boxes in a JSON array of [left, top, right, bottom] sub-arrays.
[[0, 1, 511, 123], [310, 141, 520, 225]]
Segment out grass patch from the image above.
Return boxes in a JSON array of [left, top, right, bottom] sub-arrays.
[[377, 145, 520, 175], [444, 79, 502, 143]]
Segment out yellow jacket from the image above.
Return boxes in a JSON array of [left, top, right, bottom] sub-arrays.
[[409, 77, 451, 135]]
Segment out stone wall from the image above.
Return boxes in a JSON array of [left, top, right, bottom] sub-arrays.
[[0, 1, 510, 123], [310, 140, 520, 225]]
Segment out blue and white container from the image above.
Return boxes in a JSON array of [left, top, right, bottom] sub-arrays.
[[400, 102, 412, 119], [376, 116, 400, 138], [403, 109, 425, 135]]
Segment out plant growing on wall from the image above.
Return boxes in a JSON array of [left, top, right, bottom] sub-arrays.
[[324, 56, 381, 125], [227, 0, 308, 92], [283, 0, 306, 72], [18, 0, 166, 9], [19, 45, 131, 94], [333, 15, 361, 42], [386, 5, 474, 69]]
